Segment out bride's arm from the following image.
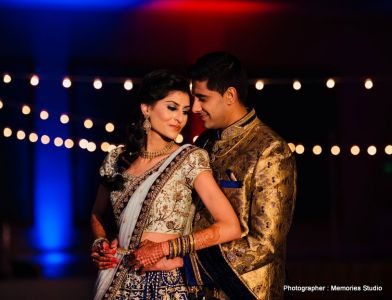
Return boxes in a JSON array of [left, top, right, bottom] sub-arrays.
[[130, 171, 241, 270]]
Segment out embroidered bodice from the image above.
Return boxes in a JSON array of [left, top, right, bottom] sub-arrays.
[[99, 145, 211, 234]]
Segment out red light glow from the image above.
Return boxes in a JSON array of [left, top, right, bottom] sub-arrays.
[[145, 1, 284, 14]]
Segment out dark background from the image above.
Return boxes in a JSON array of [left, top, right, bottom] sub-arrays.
[[0, 1, 391, 299]]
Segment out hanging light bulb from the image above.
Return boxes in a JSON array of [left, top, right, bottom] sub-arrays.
[[124, 79, 133, 91]]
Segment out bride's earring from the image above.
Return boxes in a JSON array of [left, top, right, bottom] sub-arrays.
[[143, 115, 151, 134]]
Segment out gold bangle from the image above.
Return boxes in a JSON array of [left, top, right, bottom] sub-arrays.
[[173, 238, 178, 258], [182, 236, 189, 256], [166, 235, 196, 259], [92, 237, 109, 250], [190, 234, 195, 252], [168, 240, 173, 259]]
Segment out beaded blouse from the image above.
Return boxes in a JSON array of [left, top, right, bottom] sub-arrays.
[[99, 145, 211, 234]]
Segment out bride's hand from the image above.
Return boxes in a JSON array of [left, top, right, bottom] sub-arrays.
[[142, 257, 184, 272], [128, 239, 169, 272]]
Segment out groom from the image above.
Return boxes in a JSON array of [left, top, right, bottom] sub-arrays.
[[188, 51, 297, 299]]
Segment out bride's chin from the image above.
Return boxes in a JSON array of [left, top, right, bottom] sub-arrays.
[[150, 129, 175, 142], [158, 132, 176, 142]]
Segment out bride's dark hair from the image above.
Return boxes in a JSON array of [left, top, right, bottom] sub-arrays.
[[102, 69, 191, 190]]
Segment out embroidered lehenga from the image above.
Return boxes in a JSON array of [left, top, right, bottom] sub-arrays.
[[94, 144, 211, 300]]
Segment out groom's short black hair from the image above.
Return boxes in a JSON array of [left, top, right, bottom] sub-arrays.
[[189, 51, 249, 106]]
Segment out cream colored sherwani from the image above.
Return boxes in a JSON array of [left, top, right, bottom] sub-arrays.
[[193, 109, 297, 300]]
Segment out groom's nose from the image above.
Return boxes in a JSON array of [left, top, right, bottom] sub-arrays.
[[192, 98, 202, 113]]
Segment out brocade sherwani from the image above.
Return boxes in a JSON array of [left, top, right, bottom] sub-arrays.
[[193, 109, 297, 300]]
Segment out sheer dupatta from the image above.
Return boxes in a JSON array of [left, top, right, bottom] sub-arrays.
[[94, 144, 191, 300]]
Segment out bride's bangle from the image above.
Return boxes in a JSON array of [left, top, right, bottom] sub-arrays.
[[166, 234, 195, 259], [92, 237, 109, 250]]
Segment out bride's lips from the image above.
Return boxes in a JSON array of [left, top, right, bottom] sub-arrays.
[[169, 125, 181, 131]]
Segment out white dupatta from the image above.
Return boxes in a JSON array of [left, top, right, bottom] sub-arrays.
[[94, 144, 191, 300]]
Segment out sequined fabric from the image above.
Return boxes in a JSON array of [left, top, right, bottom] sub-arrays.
[[99, 147, 211, 234], [114, 269, 188, 300], [98, 145, 211, 299]]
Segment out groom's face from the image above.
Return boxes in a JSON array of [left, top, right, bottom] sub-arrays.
[[192, 80, 228, 129]]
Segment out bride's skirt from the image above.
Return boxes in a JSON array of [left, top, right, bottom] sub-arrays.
[[114, 268, 189, 300]]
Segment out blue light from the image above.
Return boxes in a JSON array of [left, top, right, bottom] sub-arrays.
[[32, 251, 79, 278], [0, 0, 145, 9], [33, 144, 72, 250], [31, 38, 73, 251]]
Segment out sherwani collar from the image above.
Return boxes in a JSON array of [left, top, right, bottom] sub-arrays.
[[219, 108, 258, 140]]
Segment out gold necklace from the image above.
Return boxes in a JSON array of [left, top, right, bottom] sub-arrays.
[[140, 141, 176, 159]]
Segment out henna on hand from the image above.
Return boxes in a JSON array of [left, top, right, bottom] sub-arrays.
[[131, 239, 167, 269], [143, 257, 184, 272]]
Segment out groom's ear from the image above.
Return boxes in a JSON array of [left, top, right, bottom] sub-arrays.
[[224, 87, 237, 105]]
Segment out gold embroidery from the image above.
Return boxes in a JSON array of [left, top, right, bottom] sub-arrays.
[[104, 146, 202, 299], [210, 121, 258, 163], [194, 109, 296, 299], [144, 149, 211, 234]]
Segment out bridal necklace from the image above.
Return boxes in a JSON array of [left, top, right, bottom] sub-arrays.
[[140, 141, 176, 159]]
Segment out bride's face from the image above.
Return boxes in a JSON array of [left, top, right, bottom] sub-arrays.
[[142, 91, 191, 140]]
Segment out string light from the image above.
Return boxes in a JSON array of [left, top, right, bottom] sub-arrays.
[[326, 78, 335, 88], [312, 145, 322, 155], [295, 144, 305, 154], [29, 132, 39, 143], [0, 72, 390, 89], [364, 78, 373, 90], [101, 142, 110, 152], [123, 79, 133, 91], [64, 139, 74, 149], [293, 80, 301, 91], [62, 77, 72, 88], [367, 145, 377, 155], [105, 122, 114, 132], [350, 145, 360, 155], [22, 105, 31, 115], [255, 80, 264, 90], [60, 114, 70, 124], [54, 137, 64, 147], [40, 110, 49, 120], [1, 73, 390, 157], [3, 127, 12, 137], [79, 139, 88, 149], [331, 145, 340, 155], [16, 130, 26, 140], [3, 73, 12, 83], [3, 126, 392, 157], [2, 98, 117, 132], [93, 78, 103, 90], [30, 75, 39, 86], [84, 119, 93, 129], [385, 145, 392, 155], [87, 142, 97, 152], [41, 135, 50, 144]]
